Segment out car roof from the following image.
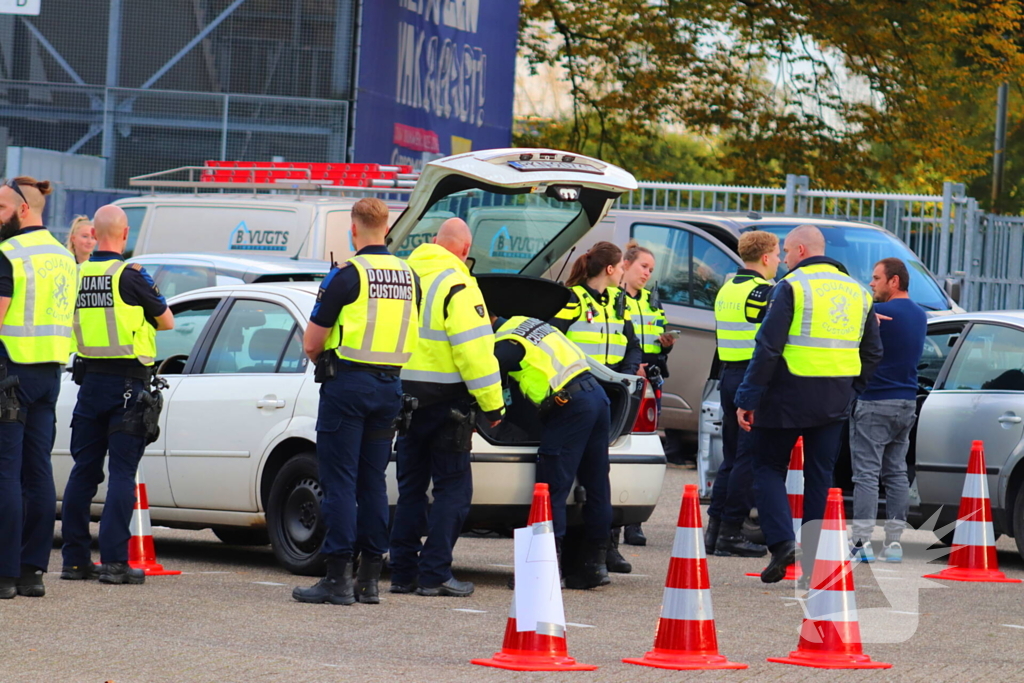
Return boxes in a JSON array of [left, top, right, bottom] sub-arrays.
[[165, 281, 320, 304], [130, 252, 331, 275], [611, 210, 887, 235], [929, 310, 1024, 326]]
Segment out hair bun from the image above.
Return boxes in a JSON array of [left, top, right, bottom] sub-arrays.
[[34, 180, 52, 196]]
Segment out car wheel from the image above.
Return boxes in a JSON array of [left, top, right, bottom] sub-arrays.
[[267, 452, 327, 576], [212, 527, 270, 546], [1013, 485, 1024, 563]]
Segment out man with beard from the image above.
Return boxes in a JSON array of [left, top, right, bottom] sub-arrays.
[[0, 177, 78, 599]]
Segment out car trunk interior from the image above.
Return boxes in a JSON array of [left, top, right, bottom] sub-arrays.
[[474, 274, 639, 447]]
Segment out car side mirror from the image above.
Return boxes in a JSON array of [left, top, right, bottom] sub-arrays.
[[943, 277, 961, 304]]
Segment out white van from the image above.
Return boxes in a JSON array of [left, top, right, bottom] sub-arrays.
[[112, 194, 406, 261]]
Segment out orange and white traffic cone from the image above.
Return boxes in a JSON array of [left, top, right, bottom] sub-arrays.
[[768, 487, 891, 669], [471, 483, 596, 671], [623, 484, 746, 670], [128, 463, 181, 577], [924, 440, 1021, 584], [748, 437, 803, 580]]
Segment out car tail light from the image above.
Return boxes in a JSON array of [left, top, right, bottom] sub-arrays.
[[631, 379, 658, 434]]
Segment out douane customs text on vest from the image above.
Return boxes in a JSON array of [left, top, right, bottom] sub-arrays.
[[510, 318, 554, 345], [77, 274, 115, 308], [366, 267, 413, 300]]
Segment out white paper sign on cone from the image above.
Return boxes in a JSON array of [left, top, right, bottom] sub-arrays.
[[514, 524, 566, 634]]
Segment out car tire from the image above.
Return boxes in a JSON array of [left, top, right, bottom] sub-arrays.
[[267, 452, 327, 576], [1013, 485, 1024, 563], [212, 527, 270, 546]]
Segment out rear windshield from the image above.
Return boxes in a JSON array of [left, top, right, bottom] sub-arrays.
[[394, 189, 586, 274], [756, 225, 950, 311]]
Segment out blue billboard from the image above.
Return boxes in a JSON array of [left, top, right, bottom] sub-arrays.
[[354, 0, 520, 168]]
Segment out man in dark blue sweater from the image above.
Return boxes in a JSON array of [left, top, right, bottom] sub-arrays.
[[850, 257, 927, 563]]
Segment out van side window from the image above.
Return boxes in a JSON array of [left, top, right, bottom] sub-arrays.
[[943, 324, 1024, 391], [631, 224, 691, 306], [121, 207, 147, 258], [692, 235, 737, 309]]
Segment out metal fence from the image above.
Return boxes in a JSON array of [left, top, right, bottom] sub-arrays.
[[617, 175, 1013, 312]]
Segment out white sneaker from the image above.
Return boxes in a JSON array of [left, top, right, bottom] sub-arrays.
[[880, 542, 903, 563], [850, 540, 875, 563]]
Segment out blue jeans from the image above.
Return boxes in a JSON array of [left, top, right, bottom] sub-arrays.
[[536, 375, 611, 541], [62, 373, 147, 565], [707, 364, 756, 523], [850, 399, 916, 542], [389, 399, 473, 588], [316, 370, 402, 559], [751, 422, 844, 576], [0, 361, 61, 577]]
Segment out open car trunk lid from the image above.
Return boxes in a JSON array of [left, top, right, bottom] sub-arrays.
[[475, 274, 644, 446], [387, 148, 638, 277]]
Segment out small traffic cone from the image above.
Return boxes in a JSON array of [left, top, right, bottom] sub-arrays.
[[924, 440, 1021, 584], [471, 483, 596, 671], [128, 462, 181, 577], [768, 488, 891, 669], [623, 484, 746, 670], [748, 437, 803, 580]]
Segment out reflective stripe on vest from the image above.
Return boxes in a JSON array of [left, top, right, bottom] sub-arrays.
[[782, 264, 872, 377], [73, 261, 157, 364], [714, 275, 770, 362], [0, 231, 77, 364], [624, 288, 665, 355], [330, 255, 418, 366], [565, 285, 628, 366], [496, 316, 590, 406]]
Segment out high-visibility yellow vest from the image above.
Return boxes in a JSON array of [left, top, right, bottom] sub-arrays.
[[0, 229, 77, 364], [624, 288, 665, 355], [781, 263, 872, 377], [555, 285, 629, 366], [715, 274, 771, 362], [326, 253, 419, 367], [496, 316, 590, 406], [400, 244, 503, 412], [73, 260, 157, 365]]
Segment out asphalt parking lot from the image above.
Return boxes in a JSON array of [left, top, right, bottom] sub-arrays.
[[4, 464, 1024, 683]]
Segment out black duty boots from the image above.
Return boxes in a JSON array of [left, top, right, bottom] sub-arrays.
[[704, 515, 721, 555], [61, 563, 100, 581], [98, 563, 146, 585], [0, 576, 16, 599], [293, 556, 355, 605], [623, 523, 647, 546], [564, 540, 607, 590], [714, 520, 768, 558], [356, 553, 383, 604], [761, 540, 800, 584], [606, 528, 632, 573], [17, 565, 46, 596]]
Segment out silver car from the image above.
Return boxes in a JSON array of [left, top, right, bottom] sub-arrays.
[[127, 252, 331, 298], [914, 311, 1024, 559]]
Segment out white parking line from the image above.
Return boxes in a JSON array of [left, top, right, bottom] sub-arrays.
[[489, 564, 513, 568], [252, 581, 287, 586], [1002, 624, 1024, 630], [567, 623, 595, 628], [452, 608, 488, 614]]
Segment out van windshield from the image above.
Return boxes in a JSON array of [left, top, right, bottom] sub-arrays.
[[394, 189, 586, 274], [756, 224, 950, 311]]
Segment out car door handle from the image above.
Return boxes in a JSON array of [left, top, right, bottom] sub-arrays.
[[256, 398, 286, 409], [998, 413, 1022, 424]]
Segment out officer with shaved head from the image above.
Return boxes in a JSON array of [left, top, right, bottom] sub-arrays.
[[60, 204, 173, 588], [735, 224, 883, 585]]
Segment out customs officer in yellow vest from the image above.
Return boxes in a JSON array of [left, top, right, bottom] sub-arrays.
[[705, 231, 779, 559], [735, 225, 883, 584], [295, 198, 420, 606], [390, 218, 504, 598], [0, 177, 78, 599], [61, 205, 173, 586]]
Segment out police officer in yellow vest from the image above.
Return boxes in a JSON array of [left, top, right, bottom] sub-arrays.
[[295, 198, 420, 606], [736, 225, 882, 584], [389, 218, 504, 598], [705, 231, 779, 559], [492, 314, 612, 590], [0, 177, 78, 599], [61, 205, 174, 587]]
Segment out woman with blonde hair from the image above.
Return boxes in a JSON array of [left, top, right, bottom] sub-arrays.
[[65, 215, 96, 264]]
